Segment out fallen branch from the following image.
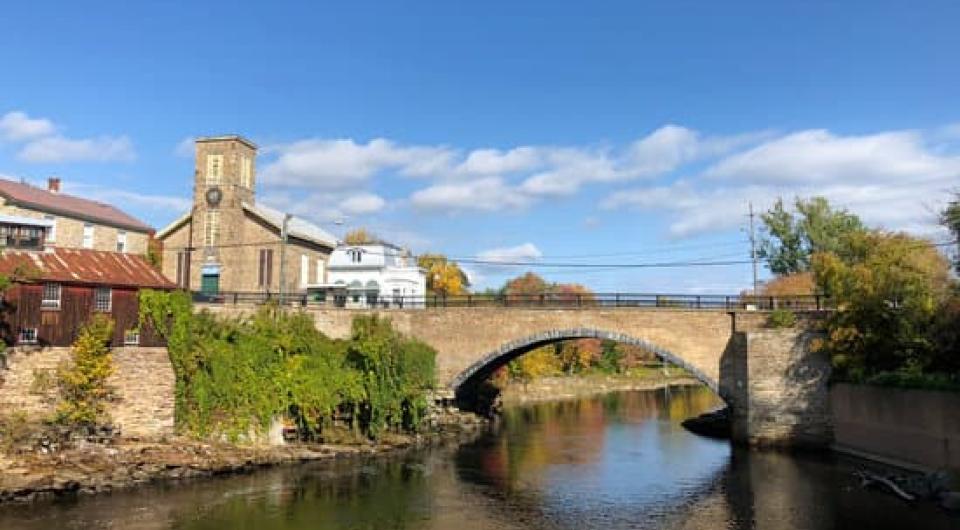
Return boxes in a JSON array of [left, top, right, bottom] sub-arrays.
[[854, 470, 916, 502]]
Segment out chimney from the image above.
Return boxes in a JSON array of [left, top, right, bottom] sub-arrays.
[[47, 177, 61, 193]]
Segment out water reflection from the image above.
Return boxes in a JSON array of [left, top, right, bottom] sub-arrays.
[[0, 386, 955, 530]]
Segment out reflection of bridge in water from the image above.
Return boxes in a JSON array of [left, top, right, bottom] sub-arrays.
[[198, 293, 834, 449]]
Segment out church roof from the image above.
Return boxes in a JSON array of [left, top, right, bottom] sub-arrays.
[[156, 204, 338, 250], [242, 202, 338, 248]]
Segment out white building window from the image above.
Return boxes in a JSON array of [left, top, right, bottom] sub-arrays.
[[123, 329, 140, 345], [300, 255, 309, 287], [206, 154, 223, 185], [116, 230, 127, 253], [315, 258, 324, 284], [240, 156, 252, 188], [44, 215, 56, 243], [94, 287, 112, 312], [82, 223, 94, 249], [41, 283, 61, 309], [18, 328, 38, 344], [204, 210, 220, 247]]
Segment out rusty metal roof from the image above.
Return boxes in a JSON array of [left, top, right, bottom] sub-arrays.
[[0, 248, 174, 289], [0, 178, 153, 233]]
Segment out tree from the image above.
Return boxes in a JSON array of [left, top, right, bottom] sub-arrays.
[[759, 272, 816, 296], [759, 196, 865, 275], [508, 345, 561, 382], [812, 230, 952, 379], [417, 254, 469, 296], [344, 228, 378, 245], [503, 271, 550, 295], [941, 192, 960, 274], [56, 315, 115, 426]]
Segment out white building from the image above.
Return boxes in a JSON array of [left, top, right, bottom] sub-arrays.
[[309, 243, 426, 308]]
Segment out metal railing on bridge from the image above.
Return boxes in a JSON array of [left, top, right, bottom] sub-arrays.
[[191, 291, 830, 311]]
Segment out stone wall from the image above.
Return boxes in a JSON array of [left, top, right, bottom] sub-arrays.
[[724, 330, 833, 448], [0, 346, 174, 439], [831, 383, 960, 471]]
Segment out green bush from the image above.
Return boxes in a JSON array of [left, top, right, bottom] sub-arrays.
[[139, 291, 436, 441], [767, 309, 797, 328]]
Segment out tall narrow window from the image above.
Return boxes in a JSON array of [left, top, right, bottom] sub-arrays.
[[176, 251, 191, 288], [240, 156, 252, 188], [82, 223, 94, 249], [44, 215, 56, 243], [116, 230, 127, 253], [258, 249, 274, 288], [94, 287, 112, 312], [204, 210, 220, 247], [206, 154, 223, 185], [300, 255, 309, 287], [315, 258, 325, 284], [41, 283, 61, 309]]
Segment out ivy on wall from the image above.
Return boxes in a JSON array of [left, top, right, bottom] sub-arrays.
[[138, 291, 436, 440]]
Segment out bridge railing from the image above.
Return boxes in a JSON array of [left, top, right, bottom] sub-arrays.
[[191, 291, 829, 311]]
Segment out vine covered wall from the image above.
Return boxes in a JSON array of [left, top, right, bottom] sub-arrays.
[[138, 290, 436, 441]]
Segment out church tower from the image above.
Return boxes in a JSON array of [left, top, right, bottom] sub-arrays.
[[191, 135, 258, 293]]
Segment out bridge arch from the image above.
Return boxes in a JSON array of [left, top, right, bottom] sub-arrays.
[[450, 328, 721, 397]]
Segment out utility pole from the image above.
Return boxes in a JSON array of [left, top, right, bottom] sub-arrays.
[[748, 202, 759, 295], [278, 213, 293, 305]]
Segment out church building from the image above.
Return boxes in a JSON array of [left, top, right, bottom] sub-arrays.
[[156, 136, 337, 295]]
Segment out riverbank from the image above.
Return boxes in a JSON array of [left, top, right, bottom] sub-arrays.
[[0, 407, 488, 505], [498, 372, 701, 404]]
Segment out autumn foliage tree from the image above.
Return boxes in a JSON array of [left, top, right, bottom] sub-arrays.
[[343, 228, 378, 245], [56, 316, 115, 426], [812, 230, 954, 381], [417, 254, 469, 296]]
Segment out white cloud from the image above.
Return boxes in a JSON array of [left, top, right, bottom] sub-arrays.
[[60, 182, 191, 214], [455, 147, 542, 175], [410, 177, 530, 212], [704, 129, 960, 184], [476, 242, 543, 263], [603, 126, 960, 239], [259, 125, 766, 214], [260, 138, 453, 188], [340, 192, 386, 215], [18, 135, 136, 163], [0, 111, 56, 142]]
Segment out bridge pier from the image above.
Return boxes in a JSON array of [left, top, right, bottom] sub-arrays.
[[721, 329, 833, 449]]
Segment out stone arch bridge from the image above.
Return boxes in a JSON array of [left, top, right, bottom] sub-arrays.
[[199, 305, 834, 448]]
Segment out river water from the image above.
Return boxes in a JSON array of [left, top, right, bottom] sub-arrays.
[[0, 386, 955, 529]]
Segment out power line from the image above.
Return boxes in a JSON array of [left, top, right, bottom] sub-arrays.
[[159, 238, 959, 270]]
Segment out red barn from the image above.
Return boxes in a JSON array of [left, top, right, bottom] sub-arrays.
[[0, 246, 175, 347]]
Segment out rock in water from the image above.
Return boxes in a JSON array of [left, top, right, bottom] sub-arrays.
[[681, 408, 731, 439]]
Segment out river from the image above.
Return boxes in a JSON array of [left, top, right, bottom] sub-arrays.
[[0, 385, 955, 529]]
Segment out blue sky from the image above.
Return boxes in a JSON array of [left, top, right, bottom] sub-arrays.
[[1, 1, 958, 292]]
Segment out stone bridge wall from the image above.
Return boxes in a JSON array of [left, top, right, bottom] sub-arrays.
[[200, 305, 736, 389], [198, 304, 833, 448]]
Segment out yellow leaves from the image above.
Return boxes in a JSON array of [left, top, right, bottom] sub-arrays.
[[511, 346, 561, 381], [418, 254, 469, 296], [56, 315, 115, 426], [344, 228, 377, 245]]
